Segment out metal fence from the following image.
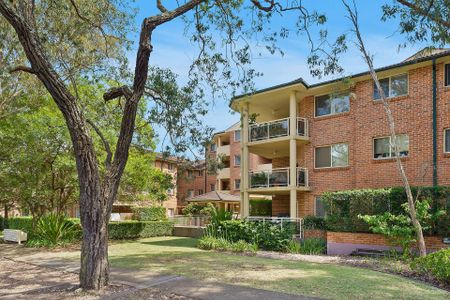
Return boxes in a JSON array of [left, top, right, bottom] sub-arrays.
[[246, 216, 304, 239], [169, 215, 210, 227]]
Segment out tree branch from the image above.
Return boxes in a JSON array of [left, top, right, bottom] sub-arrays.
[[156, 0, 168, 13], [146, 0, 204, 27], [396, 0, 450, 28], [9, 65, 36, 74], [103, 85, 132, 101], [86, 118, 112, 168]]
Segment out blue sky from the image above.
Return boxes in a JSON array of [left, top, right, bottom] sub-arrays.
[[127, 0, 429, 154]]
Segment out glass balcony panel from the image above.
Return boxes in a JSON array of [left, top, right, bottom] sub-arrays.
[[297, 118, 307, 136], [269, 169, 289, 187], [268, 119, 289, 138], [297, 168, 306, 186], [249, 125, 268, 141], [249, 172, 269, 188]]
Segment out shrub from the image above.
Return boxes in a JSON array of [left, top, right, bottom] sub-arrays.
[[285, 240, 301, 253], [32, 213, 80, 247], [7, 217, 34, 236], [197, 236, 257, 253], [182, 203, 207, 216], [249, 199, 272, 216], [108, 220, 173, 239], [303, 216, 326, 230], [411, 249, 450, 284], [322, 186, 449, 236], [208, 219, 296, 251], [0, 216, 4, 231], [299, 238, 327, 255], [132, 206, 167, 221]]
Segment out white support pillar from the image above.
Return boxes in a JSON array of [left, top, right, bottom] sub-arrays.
[[240, 103, 250, 218], [289, 91, 297, 218]]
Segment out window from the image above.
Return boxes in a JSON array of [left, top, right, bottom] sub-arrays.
[[445, 64, 450, 87], [167, 208, 174, 217], [197, 170, 203, 177], [187, 170, 193, 177], [210, 143, 217, 152], [373, 74, 408, 99], [168, 163, 175, 170], [234, 179, 241, 190], [187, 189, 194, 198], [210, 184, 215, 191], [234, 130, 241, 141], [315, 143, 349, 168], [198, 189, 204, 195], [315, 197, 325, 217], [315, 93, 350, 117], [373, 134, 409, 159], [234, 154, 241, 166], [445, 129, 450, 153]]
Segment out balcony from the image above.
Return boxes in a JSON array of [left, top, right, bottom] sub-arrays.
[[248, 117, 309, 142], [217, 144, 230, 156], [248, 167, 309, 191], [217, 167, 230, 179]]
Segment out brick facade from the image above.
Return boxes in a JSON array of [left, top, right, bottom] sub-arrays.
[[269, 60, 450, 217]]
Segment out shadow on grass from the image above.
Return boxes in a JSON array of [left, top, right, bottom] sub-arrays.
[[139, 237, 198, 248]]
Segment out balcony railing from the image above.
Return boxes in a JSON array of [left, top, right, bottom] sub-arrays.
[[297, 167, 308, 187], [249, 167, 309, 189], [249, 118, 289, 142], [249, 117, 309, 142]]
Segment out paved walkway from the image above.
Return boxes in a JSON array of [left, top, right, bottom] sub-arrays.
[[0, 245, 318, 300]]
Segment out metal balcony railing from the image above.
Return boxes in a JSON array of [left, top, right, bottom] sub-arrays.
[[249, 117, 309, 142], [297, 167, 309, 187], [249, 118, 289, 142], [249, 168, 290, 188]]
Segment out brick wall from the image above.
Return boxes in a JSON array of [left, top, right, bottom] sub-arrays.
[[327, 231, 448, 255]]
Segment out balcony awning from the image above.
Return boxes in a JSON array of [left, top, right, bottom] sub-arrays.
[[187, 191, 241, 203]]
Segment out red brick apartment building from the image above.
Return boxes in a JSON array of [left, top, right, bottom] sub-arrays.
[[230, 48, 450, 218]]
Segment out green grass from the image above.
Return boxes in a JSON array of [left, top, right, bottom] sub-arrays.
[[107, 237, 449, 300]]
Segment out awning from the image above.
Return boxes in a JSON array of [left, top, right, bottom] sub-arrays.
[[187, 191, 241, 203]]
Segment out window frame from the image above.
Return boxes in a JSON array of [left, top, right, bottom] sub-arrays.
[[373, 73, 409, 100], [187, 189, 194, 198], [314, 92, 351, 118], [234, 154, 241, 166], [210, 143, 217, 152], [314, 143, 349, 169], [445, 63, 450, 87], [234, 130, 241, 142], [444, 128, 450, 154], [373, 134, 410, 160], [210, 184, 215, 191], [234, 179, 241, 190], [314, 197, 326, 217]]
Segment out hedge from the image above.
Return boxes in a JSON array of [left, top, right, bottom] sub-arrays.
[[108, 221, 173, 239], [322, 186, 449, 236], [132, 206, 167, 221], [249, 199, 272, 216], [6, 217, 173, 240]]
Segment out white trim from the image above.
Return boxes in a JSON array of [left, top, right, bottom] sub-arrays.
[[314, 143, 349, 169], [444, 128, 450, 153], [373, 134, 409, 160], [234, 130, 241, 142], [234, 179, 241, 190], [314, 92, 351, 118], [373, 72, 409, 100], [234, 154, 241, 166]]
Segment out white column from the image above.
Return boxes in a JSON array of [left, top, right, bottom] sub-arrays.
[[240, 103, 250, 218], [289, 91, 297, 218]]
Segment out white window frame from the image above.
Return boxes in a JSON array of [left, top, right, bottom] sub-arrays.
[[444, 128, 450, 153], [373, 134, 409, 160], [234, 154, 241, 166], [234, 130, 241, 142], [314, 92, 351, 118], [445, 63, 450, 87], [210, 143, 217, 152], [373, 73, 409, 100], [314, 143, 349, 169], [234, 179, 241, 190]]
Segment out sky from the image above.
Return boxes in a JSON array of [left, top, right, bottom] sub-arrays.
[[127, 0, 429, 155]]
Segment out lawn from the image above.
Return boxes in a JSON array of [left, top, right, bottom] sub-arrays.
[[107, 237, 449, 300]]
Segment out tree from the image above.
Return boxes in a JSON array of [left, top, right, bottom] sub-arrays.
[[0, 0, 345, 290], [340, 0, 431, 256]]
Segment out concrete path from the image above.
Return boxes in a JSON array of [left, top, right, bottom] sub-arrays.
[[0, 245, 318, 300]]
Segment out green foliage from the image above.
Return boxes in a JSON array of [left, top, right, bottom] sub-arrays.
[[411, 249, 450, 284], [7, 217, 34, 235], [303, 216, 327, 230], [322, 186, 449, 236], [108, 221, 173, 240], [359, 199, 445, 257], [32, 213, 80, 247], [208, 203, 232, 227], [249, 199, 272, 216], [285, 240, 301, 254], [197, 236, 257, 253], [299, 238, 327, 255], [207, 220, 296, 251], [182, 203, 207, 216], [132, 206, 167, 221], [0, 216, 4, 231]]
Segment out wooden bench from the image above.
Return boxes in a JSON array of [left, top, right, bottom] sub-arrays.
[[3, 229, 27, 244]]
